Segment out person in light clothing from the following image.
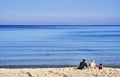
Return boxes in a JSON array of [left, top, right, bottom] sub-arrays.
[[89, 60, 96, 69]]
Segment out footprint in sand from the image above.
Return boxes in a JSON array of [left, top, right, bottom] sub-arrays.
[[48, 70, 54, 73], [63, 74, 68, 77], [26, 72, 33, 77]]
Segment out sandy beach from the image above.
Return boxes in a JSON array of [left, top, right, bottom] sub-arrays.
[[0, 67, 120, 77]]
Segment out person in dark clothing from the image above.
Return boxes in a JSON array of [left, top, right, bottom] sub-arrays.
[[78, 59, 88, 70], [98, 63, 103, 70]]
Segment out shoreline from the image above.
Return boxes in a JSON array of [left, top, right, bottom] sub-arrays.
[[0, 65, 120, 68]]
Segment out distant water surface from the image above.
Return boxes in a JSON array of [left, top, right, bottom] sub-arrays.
[[0, 25, 120, 67]]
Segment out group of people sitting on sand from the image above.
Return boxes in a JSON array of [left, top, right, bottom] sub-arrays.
[[78, 59, 103, 70]]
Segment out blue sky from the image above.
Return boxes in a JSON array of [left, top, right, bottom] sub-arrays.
[[0, 0, 120, 25]]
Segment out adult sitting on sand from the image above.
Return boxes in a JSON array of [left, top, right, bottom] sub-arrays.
[[89, 60, 96, 69], [78, 59, 87, 70]]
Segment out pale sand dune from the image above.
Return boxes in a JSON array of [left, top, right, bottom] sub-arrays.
[[0, 67, 120, 77]]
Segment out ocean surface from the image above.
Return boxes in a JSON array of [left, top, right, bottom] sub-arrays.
[[0, 25, 120, 67]]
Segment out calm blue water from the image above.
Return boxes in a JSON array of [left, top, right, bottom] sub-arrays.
[[0, 25, 120, 67]]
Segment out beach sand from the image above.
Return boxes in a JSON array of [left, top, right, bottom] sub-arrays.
[[0, 67, 120, 77]]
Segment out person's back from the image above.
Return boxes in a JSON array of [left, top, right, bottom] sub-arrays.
[[78, 59, 87, 70], [89, 60, 96, 69], [98, 64, 103, 70]]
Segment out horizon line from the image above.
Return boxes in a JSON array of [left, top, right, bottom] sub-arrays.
[[0, 24, 120, 26]]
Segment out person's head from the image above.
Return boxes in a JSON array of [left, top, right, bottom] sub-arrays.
[[100, 63, 102, 66], [91, 60, 95, 62], [83, 59, 86, 62]]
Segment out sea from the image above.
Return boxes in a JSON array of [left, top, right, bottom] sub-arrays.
[[0, 25, 120, 68]]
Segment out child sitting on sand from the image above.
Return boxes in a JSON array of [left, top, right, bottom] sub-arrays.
[[98, 63, 103, 70]]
